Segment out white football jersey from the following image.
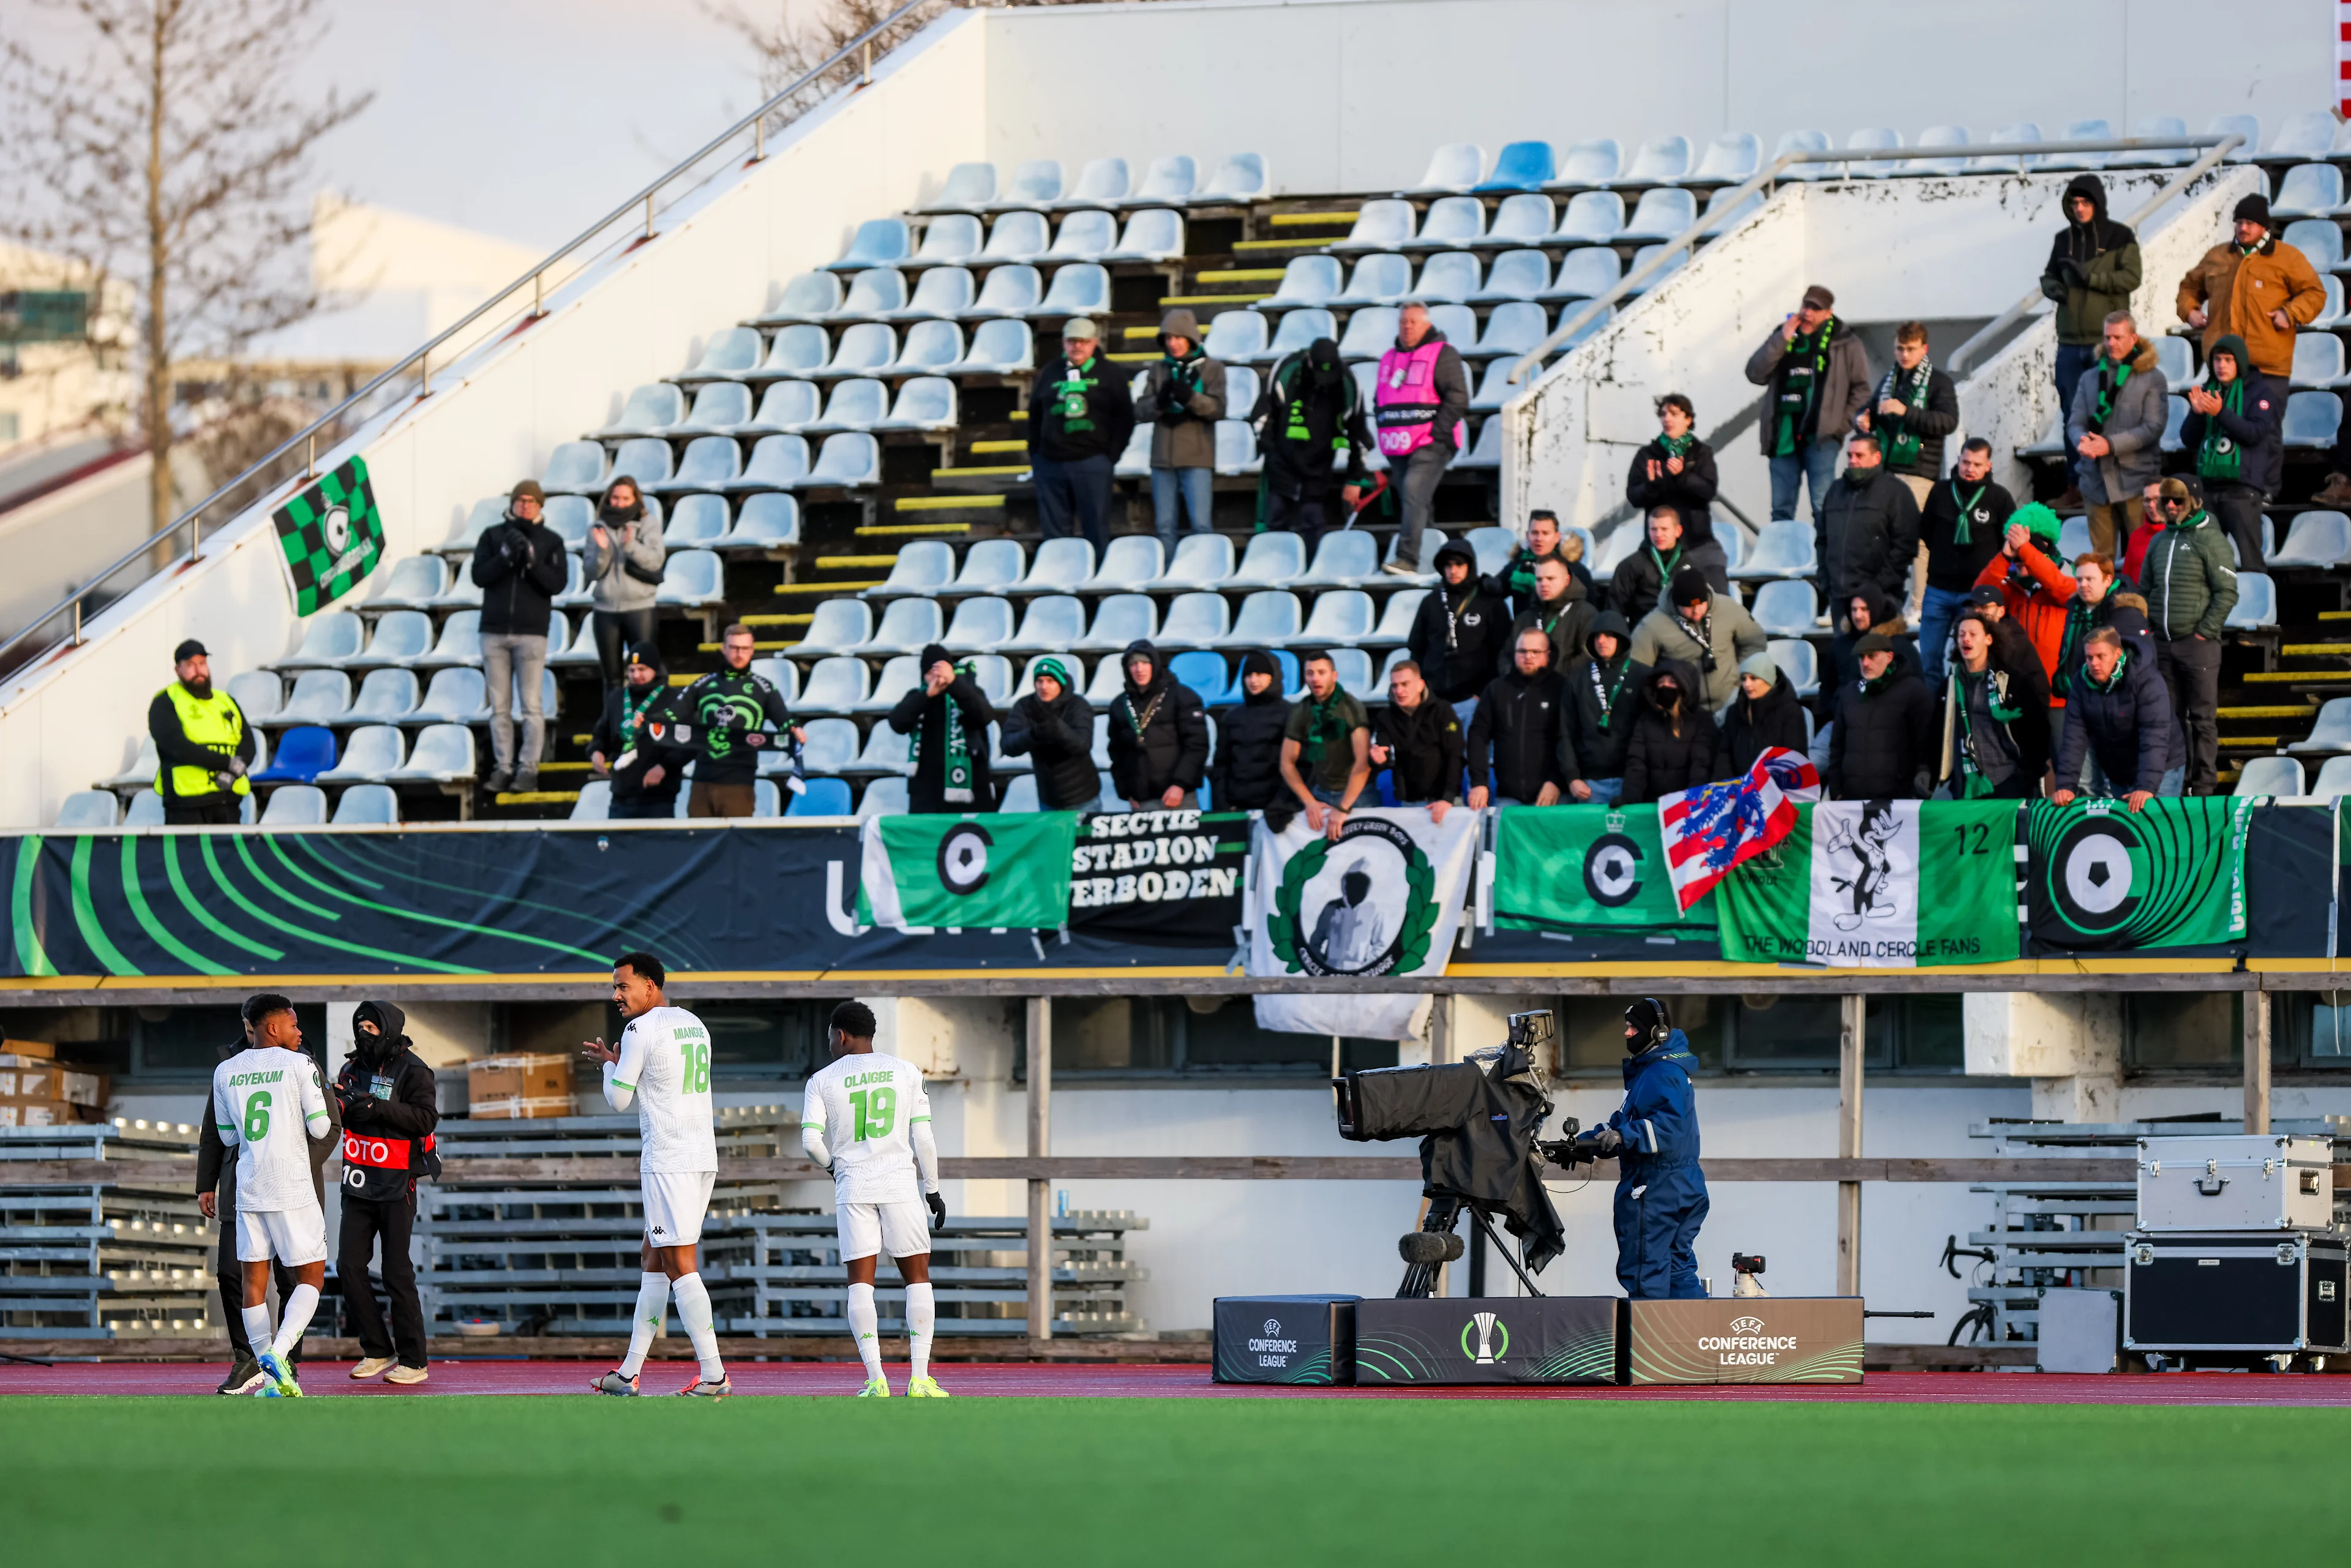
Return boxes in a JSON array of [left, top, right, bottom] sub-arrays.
[[802, 1051, 931, 1205], [607, 1004, 718, 1175], [212, 1047, 331, 1213]]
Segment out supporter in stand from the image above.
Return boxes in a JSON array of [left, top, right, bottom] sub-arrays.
[[1369, 661, 1463, 822], [1621, 661, 1722, 804], [581, 476, 664, 691], [1409, 539, 1511, 721], [1507, 556, 1598, 678], [999, 657, 1098, 811], [1720, 652, 1809, 776], [2178, 332, 2282, 572], [1973, 503, 2078, 695], [1489, 509, 1583, 606], [1028, 317, 1134, 552], [1917, 438, 2013, 685], [1627, 568, 1768, 712], [1613, 505, 1725, 625], [888, 644, 995, 814], [1817, 429, 1921, 612], [1134, 308, 1226, 552], [1106, 640, 1209, 810], [1960, 584, 2054, 735], [588, 643, 688, 819], [1251, 335, 1368, 549], [2052, 627, 2186, 809], [1205, 650, 1292, 825], [1854, 321, 1958, 510], [2041, 173, 2143, 493], [2137, 477, 2238, 796], [2052, 554, 2123, 707], [470, 478, 569, 794], [1938, 612, 2048, 800], [1827, 632, 1935, 800], [1821, 587, 1919, 722], [2120, 478, 2167, 584], [1278, 650, 1372, 838], [2066, 312, 2169, 561], [2177, 194, 2326, 386], [677, 625, 798, 818], [1560, 611, 1645, 804], [148, 639, 254, 826], [1745, 283, 1871, 525], [1624, 394, 1723, 585], [1466, 629, 1570, 809], [1373, 301, 1471, 577]]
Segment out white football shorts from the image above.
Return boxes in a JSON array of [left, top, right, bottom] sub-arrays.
[[236, 1202, 328, 1266], [642, 1171, 716, 1248], [836, 1200, 931, 1262]]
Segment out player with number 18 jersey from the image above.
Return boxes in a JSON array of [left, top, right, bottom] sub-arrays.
[[604, 1003, 718, 1246]]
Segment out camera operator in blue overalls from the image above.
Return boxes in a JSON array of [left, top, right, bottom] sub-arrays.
[[1573, 998, 1709, 1299]]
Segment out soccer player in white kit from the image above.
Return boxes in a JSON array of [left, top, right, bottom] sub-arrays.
[[801, 1001, 949, 1397], [581, 952, 730, 1397], [209, 994, 334, 1398]]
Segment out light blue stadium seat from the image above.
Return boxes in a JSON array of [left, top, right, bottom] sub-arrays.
[[1168, 650, 1229, 703], [1300, 589, 1376, 644], [258, 784, 328, 827], [1153, 533, 1233, 592], [1476, 141, 1556, 193], [648, 436, 742, 494], [1546, 138, 1621, 190], [1216, 590, 1303, 648], [1324, 649, 1376, 700], [806, 379, 889, 433], [942, 596, 1016, 652], [439, 497, 507, 555], [1363, 588, 1423, 649], [1470, 301, 1548, 361], [1620, 187, 1697, 244], [807, 433, 882, 487], [1157, 591, 1232, 648], [826, 218, 910, 272], [2313, 756, 2351, 800], [348, 610, 433, 670], [931, 161, 996, 210], [1477, 194, 1555, 252], [121, 790, 168, 827], [1079, 535, 1164, 592], [1625, 244, 1684, 293], [1229, 531, 1307, 589], [1130, 155, 1197, 206], [225, 671, 283, 724], [1203, 309, 1269, 364], [2270, 511, 2351, 567], [863, 596, 945, 656], [1446, 418, 1501, 470], [856, 776, 910, 820], [2284, 392, 2344, 449], [1468, 358, 1521, 411], [855, 658, 919, 716], [797, 718, 860, 775], [1261, 308, 1338, 365], [843, 723, 912, 777], [997, 775, 1042, 813], [935, 538, 1021, 599], [677, 328, 762, 387], [2290, 696, 2351, 754], [1196, 151, 1270, 204], [727, 434, 812, 491], [330, 783, 400, 826], [347, 667, 430, 724], [408, 667, 488, 724], [1060, 156, 1130, 209], [951, 318, 1033, 374], [1299, 530, 1380, 588], [1543, 247, 1621, 302], [2154, 334, 2197, 385], [1106, 208, 1185, 263], [1083, 658, 1127, 707], [1011, 536, 1094, 595], [789, 777, 854, 817], [1385, 527, 1442, 582], [1842, 126, 1903, 178], [2284, 219, 2345, 272], [274, 670, 350, 725], [967, 264, 1042, 317], [1692, 132, 1761, 182], [317, 724, 405, 784], [1407, 195, 1487, 251], [2293, 333, 2347, 389], [1213, 419, 1260, 475], [2234, 755, 2304, 797], [541, 440, 609, 495], [1414, 251, 1482, 304], [2272, 162, 2344, 220], [1334, 253, 1413, 307], [654, 551, 725, 608], [1006, 596, 1086, 653], [2104, 115, 2192, 170], [907, 212, 982, 269], [795, 658, 871, 716], [2227, 572, 2278, 632], [1035, 264, 1111, 318], [378, 724, 470, 785], [1469, 250, 1550, 305], [1733, 520, 1820, 580], [1112, 422, 1154, 481], [1335, 306, 1400, 362], [656, 493, 726, 551], [1775, 128, 1834, 179], [592, 383, 686, 439], [718, 492, 800, 552], [811, 321, 896, 378], [54, 789, 120, 829], [1262, 255, 1342, 309], [1333, 200, 1415, 252], [364, 556, 444, 612], [537, 496, 592, 552], [1616, 135, 1692, 186], [1901, 125, 1970, 177], [2318, 275, 2347, 326], [758, 271, 844, 324], [749, 656, 799, 710], [2268, 110, 2337, 161], [2038, 119, 2116, 173], [828, 269, 908, 321], [975, 211, 1049, 265], [1044, 209, 1118, 263], [753, 324, 831, 381], [890, 266, 975, 321], [1408, 142, 1484, 195], [1749, 579, 1821, 637], [2158, 396, 2191, 453], [2205, 113, 2261, 163], [607, 439, 676, 491], [993, 158, 1065, 210], [1768, 638, 1820, 699]]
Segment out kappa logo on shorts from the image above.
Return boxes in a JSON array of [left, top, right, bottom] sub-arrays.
[[651, 1225, 667, 1236]]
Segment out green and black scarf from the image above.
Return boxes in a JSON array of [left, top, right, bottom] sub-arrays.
[[1873, 358, 1935, 468], [2088, 353, 2135, 433], [1773, 317, 1835, 457], [911, 664, 977, 804], [2195, 375, 2246, 482]]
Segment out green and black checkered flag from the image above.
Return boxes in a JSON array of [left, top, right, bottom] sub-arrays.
[[271, 454, 385, 616]]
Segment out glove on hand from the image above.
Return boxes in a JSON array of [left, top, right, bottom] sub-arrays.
[[926, 1190, 948, 1232]]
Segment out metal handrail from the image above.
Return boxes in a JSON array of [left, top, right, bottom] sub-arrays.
[[0, 0, 955, 681], [1504, 134, 2241, 391]]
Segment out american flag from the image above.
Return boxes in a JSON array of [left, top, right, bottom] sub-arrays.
[[1657, 748, 1822, 913]]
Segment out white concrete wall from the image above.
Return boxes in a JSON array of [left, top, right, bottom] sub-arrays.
[[0, 8, 991, 828], [980, 0, 2330, 194]]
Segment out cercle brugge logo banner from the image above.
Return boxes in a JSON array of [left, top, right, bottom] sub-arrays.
[[1583, 811, 1645, 907], [1463, 1310, 1508, 1365], [1267, 816, 1438, 977], [2025, 796, 2251, 950], [271, 454, 386, 617]]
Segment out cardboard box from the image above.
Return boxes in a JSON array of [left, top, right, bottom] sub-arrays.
[[468, 1053, 572, 1110], [469, 1093, 574, 1121], [0, 1067, 108, 1106], [0, 1039, 57, 1060], [0, 1101, 100, 1127]]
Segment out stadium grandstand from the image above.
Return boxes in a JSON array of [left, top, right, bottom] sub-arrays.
[[8, 0, 2351, 1406]]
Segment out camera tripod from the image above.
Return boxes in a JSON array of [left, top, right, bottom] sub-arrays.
[[1396, 1197, 1547, 1299]]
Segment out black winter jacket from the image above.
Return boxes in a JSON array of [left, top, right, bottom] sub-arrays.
[[1106, 642, 1209, 802], [1828, 669, 1935, 800], [1001, 688, 1098, 811], [334, 1002, 441, 1202], [1373, 697, 1464, 803], [1624, 438, 1720, 547], [590, 680, 689, 808], [1029, 352, 1137, 464], [470, 513, 569, 636], [1467, 667, 1569, 803], [1859, 364, 1960, 480], [1920, 475, 2015, 593], [1559, 611, 1646, 781], [1207, 686, 1291, 813], [1817, 468, 1922, 607], [887, 674, 996, 813], [2178, 369, 2285, 498], [1722, 670, 1809, 777], [2053, 643, 2184, 793], [1820, 586, 1922, 721], [1408, 580, 1513, 703], [1253, 350, 1373, 497], [1504, 580, 1599, 678], [1621, 661, 1722, 805], [1610, 541, 1692, 629]]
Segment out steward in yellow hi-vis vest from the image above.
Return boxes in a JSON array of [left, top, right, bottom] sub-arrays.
[[147, 639, 255, 824]]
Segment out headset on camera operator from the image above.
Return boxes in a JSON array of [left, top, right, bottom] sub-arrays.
[[1566, 998, 1710, 1300]]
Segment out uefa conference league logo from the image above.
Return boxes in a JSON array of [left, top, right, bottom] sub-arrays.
[[1463, 1310, 1507, 1365]]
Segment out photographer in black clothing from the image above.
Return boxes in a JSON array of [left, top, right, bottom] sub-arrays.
[[334, 1001, 440, 1384]]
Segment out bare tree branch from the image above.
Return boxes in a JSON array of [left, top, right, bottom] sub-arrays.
[[0, 0, 373, 533]]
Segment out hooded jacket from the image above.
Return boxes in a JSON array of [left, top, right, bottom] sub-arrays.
[[470, 504, 569, 636], [1000, 678, 1098, 811], [2064, 334, 2169, 506], [2177, 228, 2328, 379], [1254, 340, 1371, 495], [2042, 175, 2144, 345], [1745, 314, 1872, 454], [333, 1000, 441, 1202], [1828, 664, 1935, 800], [1467, 664, 1570, 803], [2055, 641, 2185, 794], [1206, 651, 1291, 813], [1135, 309, 1228, 470], [580, 489, 665, 615], [887, 645, 996, 813], [1975, 530, 2080, 696], [1029, 346, 1137, 464], [2140, 506, 2239, 642], [1921, 471, 2015, 592], [1821, 587, 1921, 719], [1373, 692, 1464, 804], [1721, 668, 1809, 777], [1409, 543, 1514, 702], [1623, 436, 1720, 546], [1627, 590, 1769, 711], [1106, 640, 1210, 801], [590, 646, 689, 807], [2177, 335, 2285, 497], [1505, 574, 1600, 679], [1622, 660, 1722, 804], [1817, 465, 1922, 607], [1560, 610, 1647, 781]]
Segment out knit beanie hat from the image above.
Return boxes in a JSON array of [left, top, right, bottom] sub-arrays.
[[1670, 566, 1713, 609], [1739, 651, 1780, 682], [2233, 193, 2270, 228]]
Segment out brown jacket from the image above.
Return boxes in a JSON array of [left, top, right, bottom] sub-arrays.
[[2175, 236, 2326, 378]]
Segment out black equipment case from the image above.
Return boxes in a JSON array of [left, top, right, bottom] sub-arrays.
[[2122, 1229, 2350, 1359]]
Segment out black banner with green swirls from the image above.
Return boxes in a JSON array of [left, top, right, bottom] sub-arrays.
[[2025, 797, 2253, 952]]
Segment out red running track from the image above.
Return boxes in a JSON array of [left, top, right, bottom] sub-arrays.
[[6, 1361, 2351, 1405]]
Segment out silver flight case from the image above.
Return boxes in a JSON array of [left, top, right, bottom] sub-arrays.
[[2134, 1135, 2334, 1232]]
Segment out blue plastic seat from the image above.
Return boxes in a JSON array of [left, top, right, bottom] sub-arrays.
[[592, 383, 686, 439], [1262, 255, 1343, 310], [1059, 156, 1131, 209], [943, 538, 1025, 596], [827, 269, 908, 321], [316, 724, 405, 784], [752, 324, 831, 381], [1215, 591, 1302, 649], [1011, 537, 1094, 595], [1363, 589, 1424, 649], [1074, 593, 1159, 653], [951, 318, 1033, 374], [890, 266, 975, 321], [677, 328, 762, 386], [967, 265, 1043, 317], [2229, 572, 2279, 632], [1777, 128, 1836, 180], [1731, 520, 1820, 580], [647, 435, 742, 493], [825, 219, 910, 272], [1691, 132, 1760, 182], [1968, 122, 2045, 173], [718, 492, 800, 552], [794, 657, 871, 715], [1470, 301, 1548, 359], [2283, 392, 2344, 449], [1079, 536, 1165, 592], [1044, 209, 1118, 263], [2205, 113, 2261, 163], [1335, 306, 1399, 362], [407, 667, 487, 724], [1168, 650, 1230, 703], [2039, 119, 2115, 173], [930, 162, 996, 210], [726, 434, 812, 491], [2289, 696, 2351, 754], [807, 379, 890, 433], [1452, 418, 1503, 470], [1542, 247, 1621, 301], [258, 785, 328, 827], [886, 321, 966, 377], [942, 596, 1016, 653], [1105, 208, 1185, 262], [907, 213, 981, 268], [2274, 163, 2346, 220], [1157, 592, 1233, 648], [797, 718, 860, 775], [250, 726, 334, 784], [541, 440, 609, 495], [787, 776, 854, 817], [1333, 200, 1416, 252], [2270, 511, 2351, 567], [1333, 253, 1413, 307], [1408, 142, 1484, 195], [1625, 244, 1684, 294], [1475, 140, 1556, 193], [54, 789, 121, 829], [855, 776, 909, 820], [1006, 595, 1086, 652], [1616, 135, 1692, 186], [757, 271, 844, 323], [1297, 531, 1379, 588], [1195, 152, 1270, 205], [1035, 265, 1111, 318], [1414, 251, 1482, 304], [1621, 187, 1697, 242], [1407, 196, 1487, 250], [974, 211, 1050, 265], [811, 322, 896, 379], [855, 660, 918, 719], [1300, 589, 1375, 645], [1470, 250, 1550, 304], [1130, 155, 1197, 206], [2284, 219, 2345, 272], [387, 724, 476, 784], [1841, 127, 1903, 178], [993, 159, 1065, 209], [1158, 533, 1235, 591], [739, 381, 820, 435], [1203, 309, 1269, 364], [1213, 419, 1260, 476], [2234, 756, 2304, 798], [1749, 579, 1821, 637]]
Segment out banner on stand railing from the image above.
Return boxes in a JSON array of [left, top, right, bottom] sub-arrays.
[[1491, 804, 1713, 933], [2025, 796, 2252, 951]]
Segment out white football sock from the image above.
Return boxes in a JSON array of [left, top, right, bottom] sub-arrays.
[[847, 1281, 884, 1382], [618, 1272, 669, 1378], [906, 1281, 936, 1381], [670, 1272, 725, 1383], [271, 1283, 319, 1359], [240, 1305, 273, 1360]]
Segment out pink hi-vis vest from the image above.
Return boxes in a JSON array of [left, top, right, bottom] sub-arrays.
[[1374, 339, 1463, 457]]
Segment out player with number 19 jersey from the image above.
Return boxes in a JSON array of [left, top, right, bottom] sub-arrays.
[[603, 1003, 718, 1246], [802, 1049, 931, 1208]]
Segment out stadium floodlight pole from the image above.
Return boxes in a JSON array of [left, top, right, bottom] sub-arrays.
[[1837, 994, 1865, 1298], [0, 0, 953, 684], [1026, 996, 1053, 1343]]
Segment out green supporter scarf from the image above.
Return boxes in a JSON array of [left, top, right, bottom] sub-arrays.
[[1645, 543, 1684, 590], [1944, 478, 1987, 548], [2052, 594, 2104, 701], [618, 683, 661, 751], [1656, 433, 1695, 461], [1299, 688, 1352, 775], [1873, 358, 1935, 468], [1773, 317, 1835, 457], [1949, 664, 2022, 797], [1587, 653, 1630, 732], [911, 666, 976, 804], [2089, 353, 2134, 432], [2195, 375, 2246, 482], [1054, 356, 1100, 435]]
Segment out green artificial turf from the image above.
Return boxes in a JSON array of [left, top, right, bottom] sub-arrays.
[[2, 1396, 2338, 1565]]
